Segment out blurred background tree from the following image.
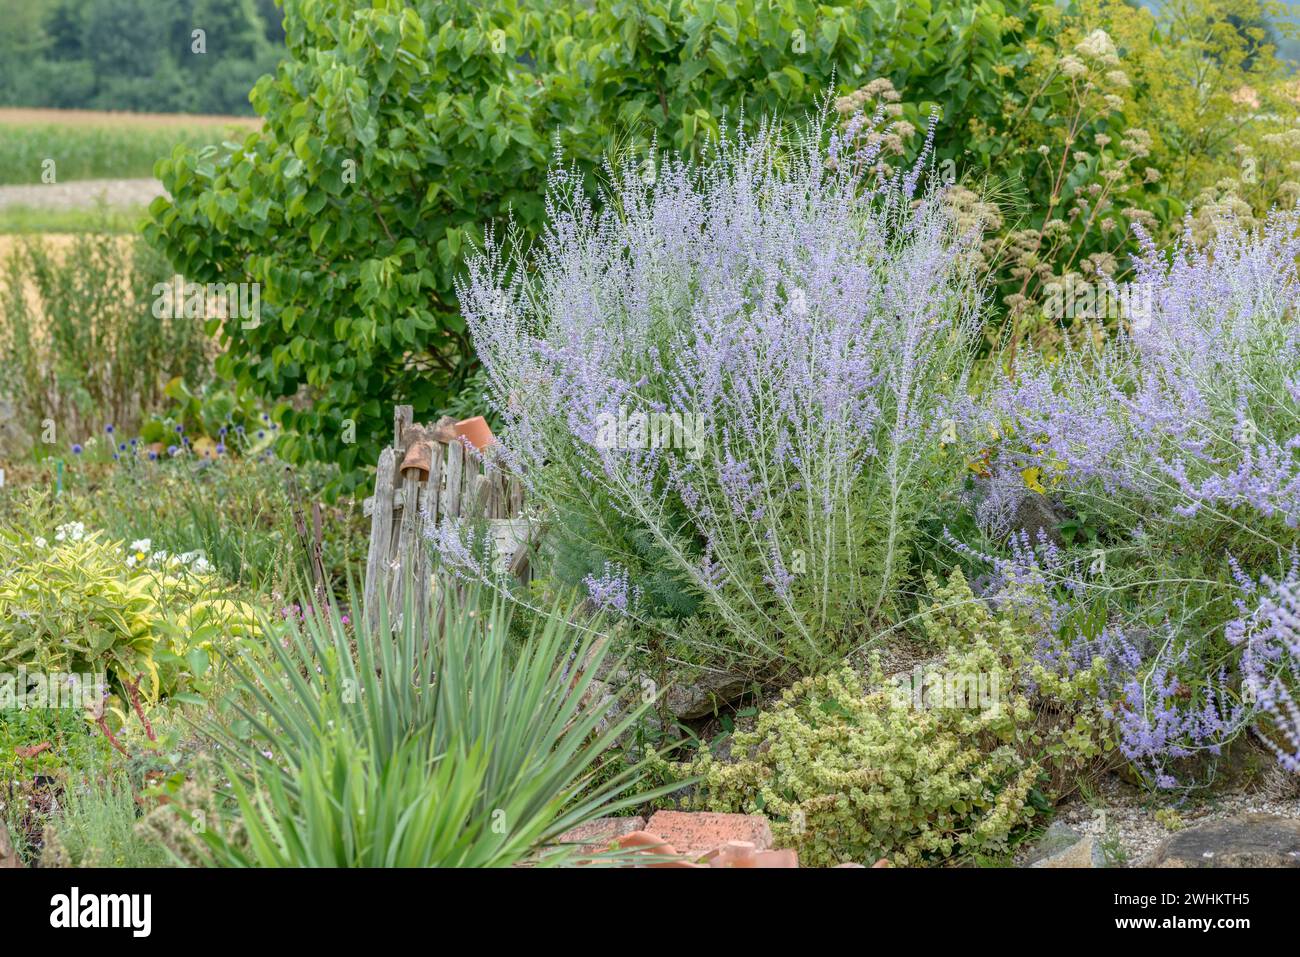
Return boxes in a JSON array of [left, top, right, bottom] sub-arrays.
[[0, 0, 281, 114]]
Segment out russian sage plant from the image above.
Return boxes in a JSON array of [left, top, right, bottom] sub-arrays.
[[975, 208, 1300, 783], [1229, 555, 1300, 772], [989, 209, 1300, 558], [453, 116, 978, 675]]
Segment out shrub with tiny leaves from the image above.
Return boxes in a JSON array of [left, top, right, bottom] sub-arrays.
[[686, 570, 1108, 866]]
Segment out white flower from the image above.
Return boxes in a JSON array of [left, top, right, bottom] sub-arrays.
[[191, 557, 213, 575], [1075, 29, 1115, 60], [1058, 55, 1087, 79], [33, 536, 47, 549], [130, 538, 152, 554], [54, 522, 85, 542], [151, 550, 169, 565]]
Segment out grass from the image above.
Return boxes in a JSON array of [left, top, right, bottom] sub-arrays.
[[0, 204, 146, 234], [0, 108, 259, 185], [46, 778, 174, 868]]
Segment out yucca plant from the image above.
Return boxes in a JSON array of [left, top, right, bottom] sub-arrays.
[[189, 579, 664, 867]]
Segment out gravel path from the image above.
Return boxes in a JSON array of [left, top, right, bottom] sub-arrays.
[[1015, 768, 1300, 867], [0, 178, 165, 211]]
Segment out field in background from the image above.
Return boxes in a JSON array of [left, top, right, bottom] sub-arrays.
[[0, 108, 260, 186]]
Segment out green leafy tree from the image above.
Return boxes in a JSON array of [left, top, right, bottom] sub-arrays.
[[146, 0, 1052, 489]]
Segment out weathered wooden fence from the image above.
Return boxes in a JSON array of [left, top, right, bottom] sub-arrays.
[[361, 405, 531, 631]]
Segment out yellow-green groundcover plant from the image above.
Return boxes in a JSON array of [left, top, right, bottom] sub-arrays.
[[0, 526, 259, 703]]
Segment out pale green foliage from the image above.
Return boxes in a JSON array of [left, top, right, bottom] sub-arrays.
[[689, 570, 1108, 866], [0, 528, 256, 699], [188, 582, 663, 867]]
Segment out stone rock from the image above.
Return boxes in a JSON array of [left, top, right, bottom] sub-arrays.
[[1011, 493, 1069, 547], [665, 672, 750, 719], [1144, 813, 1300, 868], [1028, 822, 1106, 868], [645, 809, 772, 857], [555, 816, 647, 853], [578, 678, 620, 735]]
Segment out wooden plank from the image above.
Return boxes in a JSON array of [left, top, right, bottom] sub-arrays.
[[395, 467, 427, 634], [363, 446, 397, 629], [462, 451, 481, 517], [472, 473, 491, 518], [393, 405, 413, 448], [427, 441, 444, 527], [443, 440, 464, 521]]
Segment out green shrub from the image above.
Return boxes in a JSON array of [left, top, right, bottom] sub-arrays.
[[687, 570, 1108, 866], [144, 0, 1055, 489], [0, 526, 260, 700], [185, 581, 665, 867], [40, 778, 173, 868]]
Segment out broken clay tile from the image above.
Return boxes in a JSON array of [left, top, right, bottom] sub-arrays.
[[400, 438, 435, 477], [556, 816, 647, 853], [453, 416, 495, 451], [613, 830, 703, 868], [700, 841, 799, 868], [645, 810, 773, 856]]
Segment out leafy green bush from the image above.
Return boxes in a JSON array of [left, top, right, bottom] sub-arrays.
[[144, 0, 1054, 488], [0, 526, 259, 699], [686, 570, 1108, 866], [184, 582, 663, 867], [39, 778, 173, 868]]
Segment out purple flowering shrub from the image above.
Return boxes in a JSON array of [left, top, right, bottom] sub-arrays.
[[1228, 556, 1300, 772], [989, 209, 1300, 556], [957, 209, 1300, 784], [452, 115, 978, 675], [951, 528, 1253, 789]]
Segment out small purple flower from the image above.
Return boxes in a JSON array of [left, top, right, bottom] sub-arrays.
[[105, 424, 114, 434], [71, 443, 83, 455]]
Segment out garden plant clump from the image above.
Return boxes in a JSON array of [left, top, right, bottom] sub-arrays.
[[446, 110, 1300, 859], [456, 113, 980, 680], [1, 0, 1299, 877]]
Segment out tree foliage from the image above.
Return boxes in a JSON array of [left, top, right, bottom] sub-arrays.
[[146, 0, 1053, 488]]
